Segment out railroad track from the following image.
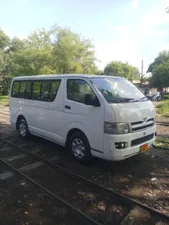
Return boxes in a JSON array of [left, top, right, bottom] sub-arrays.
[[156, 121, 169, 127], [0, 137, 169, 225]]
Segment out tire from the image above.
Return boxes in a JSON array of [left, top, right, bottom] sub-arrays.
[[68, 132, 93, 163], [18, 119, 30, 140]]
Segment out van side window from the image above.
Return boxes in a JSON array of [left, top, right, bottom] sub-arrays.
[[41, 81, 50, 101], [19, 81, 26, 98], [11, 81, 20, 97], [49, 80, 61, 102], [32, 81, 41, 100], [25, 81, 32, 99], [67, 79, 94, 103]]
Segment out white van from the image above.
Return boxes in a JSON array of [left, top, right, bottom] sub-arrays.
[[9, 74, 156, 163]]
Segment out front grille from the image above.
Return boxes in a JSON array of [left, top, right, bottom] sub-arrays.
[[132, 124, 153, 131], [131, 121, 142, 125], [131, 118, 154, 132], [131, 133, 154, 146]]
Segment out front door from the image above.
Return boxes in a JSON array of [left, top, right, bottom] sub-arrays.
[[64, 78, 105, 155]]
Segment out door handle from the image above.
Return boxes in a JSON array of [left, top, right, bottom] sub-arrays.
[[65, 105, 71, 109]]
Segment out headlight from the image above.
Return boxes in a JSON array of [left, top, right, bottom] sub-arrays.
[[104, 122, 129, 134]]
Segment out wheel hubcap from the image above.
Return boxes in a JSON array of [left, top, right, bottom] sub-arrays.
[[19, 123, 26, 137], [72, 138, 85, 159]]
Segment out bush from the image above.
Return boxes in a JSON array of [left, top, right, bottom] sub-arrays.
[[156, 100, 169, 117], [0, 75, 12, 95]]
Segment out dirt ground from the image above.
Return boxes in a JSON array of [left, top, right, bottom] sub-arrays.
[[0, 105, 169, 225], [0, 175, 88, 225]]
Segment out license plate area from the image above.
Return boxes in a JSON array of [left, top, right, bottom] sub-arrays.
[[140, 143, 148, 152]]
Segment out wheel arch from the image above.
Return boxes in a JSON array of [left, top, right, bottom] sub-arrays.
[[65, 123, 91, 148], [16, 115, 26, 130]]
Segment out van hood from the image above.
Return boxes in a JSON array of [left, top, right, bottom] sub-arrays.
[[109, 101, 156, 123]]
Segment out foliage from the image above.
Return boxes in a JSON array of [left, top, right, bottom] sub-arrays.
[[9, 27, 97, 76], [0, 75, 13, 95], [52, 27, 97, 74], [148, 51, 169, 89], [156, 99, 169, 117], [0, 29, 10, 51], [0, 30, 11, 94], [10, 37, 27, 52], [149, 61, 169, 88], [96, 70, 104, 75], [147, 51, 169, 73], [104, 61, 140, 79], [0, 95, 9, 104]]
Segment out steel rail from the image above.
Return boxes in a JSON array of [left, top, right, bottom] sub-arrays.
[[0, 158, 102, 225], [0, 136, 169, 222]]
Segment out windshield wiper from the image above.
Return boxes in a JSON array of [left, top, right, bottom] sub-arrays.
[[122, 98, 135, 101], [108, 98, 135, 103], [139, 96, 148, 101]]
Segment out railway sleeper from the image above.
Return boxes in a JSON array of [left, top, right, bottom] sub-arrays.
[[121, 206, 167, 225]]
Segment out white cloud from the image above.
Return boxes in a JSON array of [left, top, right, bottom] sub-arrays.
[[96, 0, 169, 73], [1, 25, 27, 39], [152, 29, 168, 38], [130, 0, 139, 9], [95, 36, 141, 71]]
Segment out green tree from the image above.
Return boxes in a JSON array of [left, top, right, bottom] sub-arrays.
[[104, 61, 139, 79], [0, 74, 12, 95], [52, 26, 97, 74], [9, 29, 56, 76], [148, 51, 169, 89], [10, 37, 26, 52], [96, 70, 104, 75], [0, 29, 10, 75], [9, 26, 98, 76], [0, 29, 11, 95], [149, 60, 169, 89], [0, 29, 10, 51], [147, 51, 169, 73]]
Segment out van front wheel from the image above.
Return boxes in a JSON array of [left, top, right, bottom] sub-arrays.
[[69, 132, 93, 163]]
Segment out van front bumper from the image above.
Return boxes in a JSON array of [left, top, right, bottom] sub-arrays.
[[103, 125, 156, 161]]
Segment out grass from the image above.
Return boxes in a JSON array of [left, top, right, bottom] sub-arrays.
[[155, 95, 169, 117], [154, 138, 169, 150], [0, 95, 9, 105]]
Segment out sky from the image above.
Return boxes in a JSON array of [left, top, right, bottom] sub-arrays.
[[1, 0, 169, 74]]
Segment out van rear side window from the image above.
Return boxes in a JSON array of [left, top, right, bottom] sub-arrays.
[[50, 80, 61, 101], [11, 81, 20, 97], [32, 81, 41, 100], [41, 81, 50, 101], [11, 79, 61, 102], [19, 81, 26, 98], [25, 81, 32, 99]]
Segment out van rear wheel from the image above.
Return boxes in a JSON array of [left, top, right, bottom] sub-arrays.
[[18, 119, 30, 140], [69, 132, 93, 163]]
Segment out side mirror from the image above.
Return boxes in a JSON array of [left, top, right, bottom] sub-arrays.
[[84, 94, 100, 107]]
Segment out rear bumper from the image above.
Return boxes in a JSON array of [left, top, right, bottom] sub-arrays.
[[103, 125, 156, 161]]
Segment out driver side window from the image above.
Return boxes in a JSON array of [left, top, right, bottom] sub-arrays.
[[67, 79, 95, 104]]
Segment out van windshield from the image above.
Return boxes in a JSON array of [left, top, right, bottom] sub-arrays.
[[91, 77, 147, 103]]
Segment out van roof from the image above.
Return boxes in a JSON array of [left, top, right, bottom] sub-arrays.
[[12, 74, 122, 80]]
